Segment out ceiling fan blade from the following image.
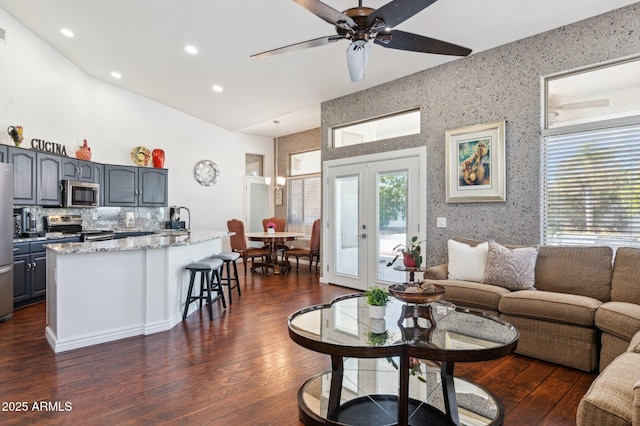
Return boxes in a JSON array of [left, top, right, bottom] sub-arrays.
[[293, 0, 356, 29], [346, 41, 371, 82], [251, 35, 344, 58], [374, 29, 471, 56], [553, 99, 610, 110], [366, 0, 437, 29]]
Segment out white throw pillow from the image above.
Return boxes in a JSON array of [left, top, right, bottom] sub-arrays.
[[447, 240, 489, 282]]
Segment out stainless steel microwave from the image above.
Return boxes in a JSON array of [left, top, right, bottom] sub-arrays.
[[62, 180, 100, 208]]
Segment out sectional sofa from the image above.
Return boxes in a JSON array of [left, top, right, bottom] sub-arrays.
[[422, 238, 640, 425]]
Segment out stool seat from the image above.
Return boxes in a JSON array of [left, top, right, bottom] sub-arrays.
[[186, 258, 223, 270], [183, 258, 226, 321], [211, 252, 241, 262]]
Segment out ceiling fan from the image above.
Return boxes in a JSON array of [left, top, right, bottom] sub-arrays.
[[547, 97, 610, 124], [251, 0, 472, 82]]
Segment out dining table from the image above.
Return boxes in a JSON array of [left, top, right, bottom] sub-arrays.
[[245, 231, 303, 274]]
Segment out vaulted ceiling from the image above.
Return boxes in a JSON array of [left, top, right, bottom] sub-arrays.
[[0, 0, 637, 136]]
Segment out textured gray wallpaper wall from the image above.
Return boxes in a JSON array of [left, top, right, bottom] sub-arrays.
[[321, 3, 640, 267]]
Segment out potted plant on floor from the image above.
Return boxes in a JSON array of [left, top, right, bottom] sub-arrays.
[[386, 235, 425, 268], [365, 286, 390, 319]]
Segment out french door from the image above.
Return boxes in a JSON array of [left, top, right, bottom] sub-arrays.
[[322, 148, 426, 290]]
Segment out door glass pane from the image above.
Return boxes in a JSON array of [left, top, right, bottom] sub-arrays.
[[378, 171, 408, 283], [335, 175, 359, 277]]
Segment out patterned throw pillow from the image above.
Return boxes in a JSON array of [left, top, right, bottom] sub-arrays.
[[482, 241, 539, 290], [447, 239, 488, 282]]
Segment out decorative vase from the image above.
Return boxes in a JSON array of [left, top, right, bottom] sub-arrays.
[[403, 253, 417, 268], [368, 305, 386, 319], [369, 318, 386, 334], [152, 149, 165, 168], [76, 139, 92, 161]]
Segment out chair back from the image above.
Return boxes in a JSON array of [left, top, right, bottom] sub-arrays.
[[262, 217, 286, 232], [227, 219, 247, 251], [310, 219, 321, 251]]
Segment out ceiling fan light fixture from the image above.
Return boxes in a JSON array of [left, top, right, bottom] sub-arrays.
[[346, 40, 370, 82]]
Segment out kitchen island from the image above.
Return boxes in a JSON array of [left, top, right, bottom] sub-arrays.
[[44, 230, 231, 353]]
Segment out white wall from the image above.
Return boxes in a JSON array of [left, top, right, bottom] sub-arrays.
[[0, 8, 272, 233]]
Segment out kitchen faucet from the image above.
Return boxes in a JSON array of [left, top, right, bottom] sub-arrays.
[[171, 206, 191, 231]]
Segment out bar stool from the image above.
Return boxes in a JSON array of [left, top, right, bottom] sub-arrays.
[[182, 258, 226, 321], [210, 252, 241, 304]]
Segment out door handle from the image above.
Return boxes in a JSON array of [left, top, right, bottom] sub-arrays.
[[360, 233, 367, 239]]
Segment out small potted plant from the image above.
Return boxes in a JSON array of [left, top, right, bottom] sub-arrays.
[[386, 235, 425, 268], [365, 286, 390, 319]]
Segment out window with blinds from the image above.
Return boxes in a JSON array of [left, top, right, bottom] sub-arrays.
[[287, 175, 321, 238], [541, 122, 640, 248]]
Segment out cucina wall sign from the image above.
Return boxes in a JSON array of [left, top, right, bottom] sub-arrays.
[[30, 138, 68, 156]]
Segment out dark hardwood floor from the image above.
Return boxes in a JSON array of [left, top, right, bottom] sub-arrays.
[[0, 269, 595, 425]]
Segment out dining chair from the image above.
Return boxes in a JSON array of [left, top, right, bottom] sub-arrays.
[[285, 218, 321, 272], [262, 217, 289, 260], [227, 219, 270, 275]]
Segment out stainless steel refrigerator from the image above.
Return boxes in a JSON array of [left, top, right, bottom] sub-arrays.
[[0, 163, 14, 322]]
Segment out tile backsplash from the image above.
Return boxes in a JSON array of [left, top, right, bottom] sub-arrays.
[[15, 206, 168, 232]]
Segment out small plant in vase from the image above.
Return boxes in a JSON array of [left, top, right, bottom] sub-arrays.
[[386, 235, 425, 268], [365, 287, 390, 319]]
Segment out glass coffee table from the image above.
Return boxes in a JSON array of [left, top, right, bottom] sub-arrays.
[[288, 294, 519, 426]]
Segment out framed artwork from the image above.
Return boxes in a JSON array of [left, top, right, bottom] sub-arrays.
[[445, 121, 506, 203], [275, 187, 283, 206]]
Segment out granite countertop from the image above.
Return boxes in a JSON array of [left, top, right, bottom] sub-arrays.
[[43, 230, 231, 254], [13, 228, 191, 244]]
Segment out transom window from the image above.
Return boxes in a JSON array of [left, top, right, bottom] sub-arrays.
[[332, 109, 420, 148]]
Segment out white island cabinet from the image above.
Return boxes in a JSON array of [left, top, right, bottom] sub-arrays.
[[44, 231, 231, 353]]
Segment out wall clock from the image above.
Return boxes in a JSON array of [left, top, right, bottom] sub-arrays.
[[194, 160, 220, 186]]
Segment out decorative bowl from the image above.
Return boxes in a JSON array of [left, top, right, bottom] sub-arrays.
[[388, 283, 445, 304]]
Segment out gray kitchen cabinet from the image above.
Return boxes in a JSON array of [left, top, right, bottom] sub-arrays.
[[103, 165, 138, 206], [61, 157, 98, 183], [36, 152, 63, 206], [8, 146, 37, 204], [139, 168, 168, 207], [0, 145, 7, 163], [104, 165, 167, 207]]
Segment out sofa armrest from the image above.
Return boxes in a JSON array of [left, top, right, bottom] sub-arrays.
[[424, 263, 448, 280]]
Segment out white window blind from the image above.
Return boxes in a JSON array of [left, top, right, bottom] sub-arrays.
[[287, 175, 321, 238], [541, 123, 640, 248]]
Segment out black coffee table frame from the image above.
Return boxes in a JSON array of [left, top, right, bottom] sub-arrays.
[[288, 294, 519, 426]]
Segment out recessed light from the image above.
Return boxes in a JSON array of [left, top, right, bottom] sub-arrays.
[[60, 28, 74, 38], [111, 71, 122, 79], [185, 45, 198, 54], [212, 85, 223, 93]]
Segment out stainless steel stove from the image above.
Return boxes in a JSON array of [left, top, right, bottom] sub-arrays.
[[46, 215, 115, 242]]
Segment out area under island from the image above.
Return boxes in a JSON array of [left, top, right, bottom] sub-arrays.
[[44, 230, 231, 353]]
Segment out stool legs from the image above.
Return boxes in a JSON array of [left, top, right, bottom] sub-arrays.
[[183, 262, 226, 321], [221, 259, 241, 304]]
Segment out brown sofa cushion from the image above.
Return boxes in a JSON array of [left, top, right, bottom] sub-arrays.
[[596, 302, 640, 341], [577, 351, 640, 425], [424, 279, 510, 313], [611, 247, 640, 304], [535, 246, 613, 302], [499, 290, 602, 326]]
